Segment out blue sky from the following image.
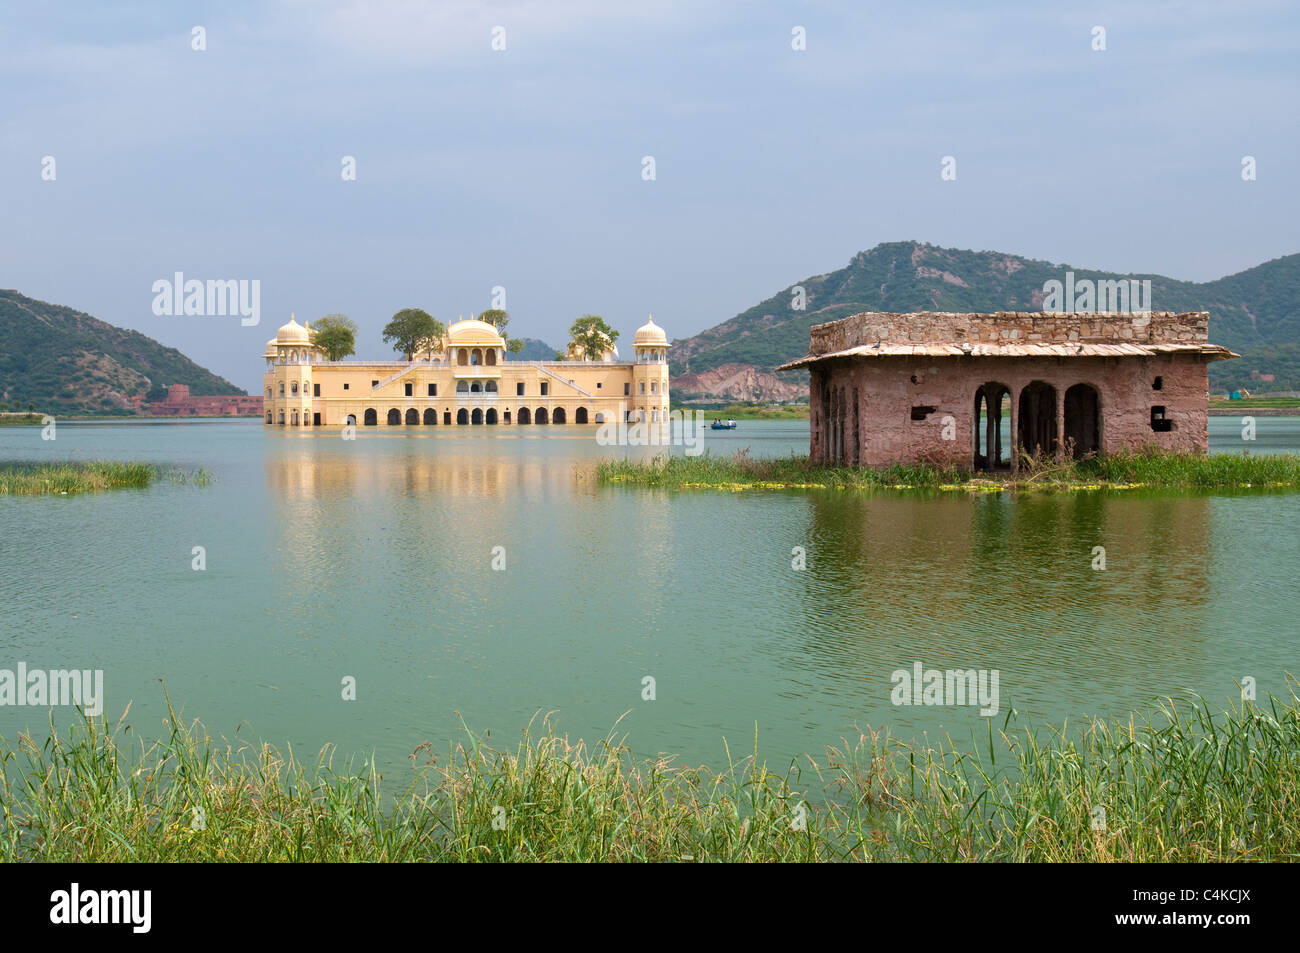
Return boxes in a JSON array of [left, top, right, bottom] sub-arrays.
[[3, 0, 1297, 391]]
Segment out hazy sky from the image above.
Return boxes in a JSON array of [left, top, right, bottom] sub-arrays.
[[3, 1, 1297, 391]]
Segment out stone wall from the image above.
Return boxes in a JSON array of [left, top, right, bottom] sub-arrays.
[[808, 311, 1211, 354]]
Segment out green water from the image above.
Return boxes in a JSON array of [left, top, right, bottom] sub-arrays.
[[1, 418, 1298, 775]]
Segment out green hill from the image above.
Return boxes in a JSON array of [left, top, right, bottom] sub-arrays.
[[0, 290, 244, 414], [671, 242, 1300, 399], [510, 337, 560, 362]]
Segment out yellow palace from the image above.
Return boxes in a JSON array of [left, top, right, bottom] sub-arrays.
[[263, 315, 670, 429]]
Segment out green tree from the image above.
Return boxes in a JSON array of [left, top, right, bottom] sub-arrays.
[[507, 338, 525, 358], [568, 314, 619, 361], [311, 313, 358, 362], [382, 308, 445, 360]]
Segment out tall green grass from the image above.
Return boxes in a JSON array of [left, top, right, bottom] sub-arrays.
[[0, 461, 210, 495], [2, 688, 1296, 861], [598, 447, 1300, 492]]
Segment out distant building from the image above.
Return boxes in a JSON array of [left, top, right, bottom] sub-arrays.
[[779, 311, 1237, 470], [262, 314, 670, 428], [146, 383, 262, 417]]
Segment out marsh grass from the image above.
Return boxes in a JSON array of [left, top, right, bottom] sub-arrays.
[[598, 447, 1300, 493], [0, 461, 211, 495], [2, 688, 1296, 862]]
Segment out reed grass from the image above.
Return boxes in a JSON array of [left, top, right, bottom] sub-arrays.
[[597, 447, 1300, 492], [2, 687, 1296, 862], [0, 461, 211, 495]]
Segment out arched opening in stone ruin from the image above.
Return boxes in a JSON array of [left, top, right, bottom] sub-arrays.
[[1017, 381, 1058, 462], [973, 382, 1012, 471]]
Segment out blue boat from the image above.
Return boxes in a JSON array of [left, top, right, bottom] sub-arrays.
[[710, 420, 738, 430]]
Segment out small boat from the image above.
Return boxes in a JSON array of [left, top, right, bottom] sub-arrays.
[[710, 420, 738, 430]]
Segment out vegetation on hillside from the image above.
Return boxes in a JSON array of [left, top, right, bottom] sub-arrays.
[[670, 242, 1300, 393], [2, 688, 1296, 861], [0, 290, 244, 414]]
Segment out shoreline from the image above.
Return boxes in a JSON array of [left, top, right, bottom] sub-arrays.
[[598, 449, 1300, 493]]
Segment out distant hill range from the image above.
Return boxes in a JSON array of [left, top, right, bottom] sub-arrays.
[[510, 337, 560, 361], [0, 290, 244, 414], [670, 242, 1300, 402]]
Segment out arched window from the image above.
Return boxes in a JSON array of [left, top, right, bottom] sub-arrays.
[[423, 408, 437, 425], [535, 407, 549, 425], [486, 350, 497, 366], [266, 387, 272, 397], [457, 381, 469, 393], [266, 412, 272, 423], [278, 411, 285, 423], [471, 408, 483, 425], [291, 381, 299, 395], [456, 408, 468, 425], [485, 381, 498, 392], [650, 381, 657, 393], [471, 348, 482, 365], [405, 408, 419, 425], [387, 408, 401, 425], [575, 407, 588, 424], [457, 348, 468, 366], [518, 407, 531, 425], [278, 382, 285, 395], [552, 407, 567, 424], [364, 408, 377, 426], [471, 382, 482, 392]]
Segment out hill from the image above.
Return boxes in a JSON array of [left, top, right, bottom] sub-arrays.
[[0, 290, 245, 414], [670, 242, 1300, 401], [510, 337, 561, 362]]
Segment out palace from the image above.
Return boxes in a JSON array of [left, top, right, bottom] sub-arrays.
[[263, 315, 670, 429], [779, 310, 1237, 470]]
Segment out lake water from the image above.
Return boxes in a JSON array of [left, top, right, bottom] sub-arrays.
[[2, 416, 1298, 779]]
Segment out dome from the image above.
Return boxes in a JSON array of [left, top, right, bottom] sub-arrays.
[[634, 315, 668, 347], [445, 317, 505, 348], [276, 314, 310, 344]]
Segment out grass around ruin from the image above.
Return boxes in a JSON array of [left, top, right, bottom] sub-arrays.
[[0, 461, 211, 496], [597, 447, 1300, 493], [1, 687, 1296, 861]]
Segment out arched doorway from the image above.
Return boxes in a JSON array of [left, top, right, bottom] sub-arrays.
[[443, 411, 451, 426], [471, 408, 483, 425], [535, 407, 549, 425], [503, 410, 511, 424], [575, 407, 588, 424], [973, 382, 1011, 471], [552, 407, 567, 424], [1017, 381, 1058, 461], [486, 408, 498, 425], [423, 408, 437, 425], [405, 408, 418, 425], [518, 407, 531, 425], [1064, 384, 1101, 459], [456, 408, 468, 425], [364, 408, 377, 427], [387, 408, 401, 426]]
